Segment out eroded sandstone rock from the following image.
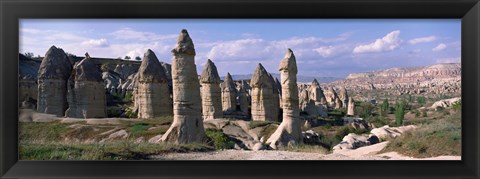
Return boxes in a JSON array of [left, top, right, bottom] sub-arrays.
[[347, 97, 355, 116], [161, 29, 206, 144], [37, 46, 72, 116], [250, 63, 275, 121], [65, 53, 106, 118], [134, 49, 172, 118], [221, 73, 237, 115], [200, 59, 223, 120], [267, 49, 302, 149]]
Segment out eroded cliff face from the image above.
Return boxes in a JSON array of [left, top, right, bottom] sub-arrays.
[[328, 63, 461, 96]]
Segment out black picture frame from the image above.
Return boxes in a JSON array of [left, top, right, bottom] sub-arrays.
[[1, 0, 479, 178]]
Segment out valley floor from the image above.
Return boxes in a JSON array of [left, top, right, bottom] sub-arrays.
[[153, 142, 460, 160]]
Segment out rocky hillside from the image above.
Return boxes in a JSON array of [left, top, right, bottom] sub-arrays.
[[223, 73, 341, 83], [324, 63, 461, 97]]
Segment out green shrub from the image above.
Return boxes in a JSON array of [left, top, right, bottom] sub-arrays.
[[124, 92, 133, 102], [130, 123, 149, 137], [414, 110, 421, 117], [205, 129, 235, 150], [422, 110, 428, 117], [452, 101, 461, 111], [417, 96, 426, 106]]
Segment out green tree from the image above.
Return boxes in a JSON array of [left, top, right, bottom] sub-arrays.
[[395, 101, 406, 126], [381, 98, 389, 116], [357, 102, 374, 119], [124, 56, 131, 60], [135, 56, 141, 61]]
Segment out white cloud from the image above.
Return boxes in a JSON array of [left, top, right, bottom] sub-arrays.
[[436, 57, 460, 63], [432, 43, 447, 51], [314, 46, 335, 57], [408, 36, 437, 44], [314, 45, 350, 58], [353, 30, 401, 54], [81, 38, 109, 47], [206, 38, 271, 61], [109, 28, 177, 41]]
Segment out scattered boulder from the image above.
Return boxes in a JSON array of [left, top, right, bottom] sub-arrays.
[[332, 133, 371, 151], [370, 125, 417, 141], [302, 130, 321, 144], [430, 97, 461, 110], [252, 142, 267, 151]]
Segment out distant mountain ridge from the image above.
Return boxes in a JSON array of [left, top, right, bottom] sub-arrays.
[[346, 63, 461, 79], [324, 63, 461, 97], [221, 73, 341, 83]]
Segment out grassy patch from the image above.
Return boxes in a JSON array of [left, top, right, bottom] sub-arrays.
[[205, 128, 235, 150], [19, 141, 213, 160], [381, 111, 461, 158], [19, 122, 72, 143]]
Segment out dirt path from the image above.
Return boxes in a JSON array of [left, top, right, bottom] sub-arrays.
[[152, 142, 461, 160]]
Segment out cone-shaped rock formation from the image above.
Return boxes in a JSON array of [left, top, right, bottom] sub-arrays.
[[250, 63, 275, 121], [221, 73, 237, 115], [134, 49, 172, 118], [200, 59, 222, 120], [65, 53, 106, 118], [37, 46, 72, 116]]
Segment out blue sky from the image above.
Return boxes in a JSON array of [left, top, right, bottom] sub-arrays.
[[20, 19, 460, 78]]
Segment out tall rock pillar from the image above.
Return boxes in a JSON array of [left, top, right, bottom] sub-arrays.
[[161, 29, 206, 144], [267, 49, 302, 149]]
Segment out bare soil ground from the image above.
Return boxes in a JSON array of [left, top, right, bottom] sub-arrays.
[[153, 142, 460, 160]]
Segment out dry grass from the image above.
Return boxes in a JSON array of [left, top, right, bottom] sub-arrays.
[[380, 110, 461, 158]]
